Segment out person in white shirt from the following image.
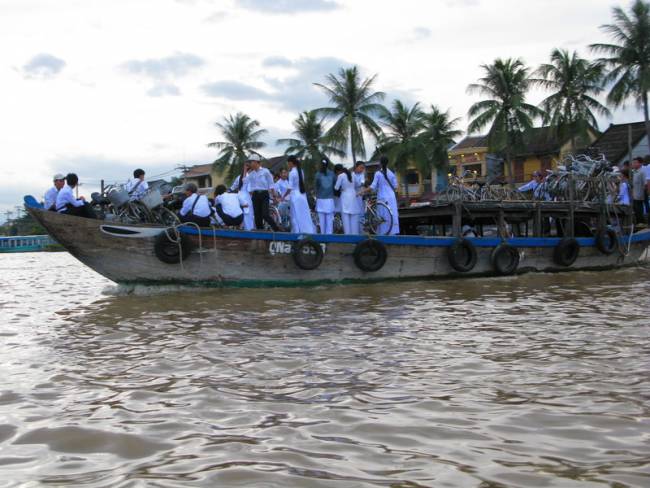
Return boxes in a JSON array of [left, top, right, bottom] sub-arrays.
[[273, 168, 291, 229], [179, 183, 212, 227], [617, 169, 631, 206], [287, 155, 315, 233], [359, 156, 400, 235], [125, 168, 149, 201], [55, 173, 97, 219], [518, 171, 543, 194], [213, 185, 243, 227], [246, 155, 280, 231], [334, 164, 363, 234], [44, 173, 65, 211], [231, 162, 254, 231]]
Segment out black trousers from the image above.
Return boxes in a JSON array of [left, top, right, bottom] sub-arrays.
[[61, 203, 97, 219], [180, 214, 211, 227], [216, 204, 243, 226], [251, 190, 279, 231], [633, 200, 646, 224]]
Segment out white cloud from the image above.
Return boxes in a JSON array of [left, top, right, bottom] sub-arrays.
[[236, 0, 340, 14], [22, 53, 66, 79]]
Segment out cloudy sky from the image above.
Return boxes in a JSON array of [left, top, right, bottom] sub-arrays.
[[0, 0, 643, 220]]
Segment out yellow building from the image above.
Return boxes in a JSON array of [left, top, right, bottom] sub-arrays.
[[448, 128, 599, 184]]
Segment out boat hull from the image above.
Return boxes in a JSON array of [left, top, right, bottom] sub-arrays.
[[26, 207, 650, 287]]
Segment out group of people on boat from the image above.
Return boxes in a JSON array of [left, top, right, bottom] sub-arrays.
[[43, 155, 401, 236], [177, 154, 399, 235]]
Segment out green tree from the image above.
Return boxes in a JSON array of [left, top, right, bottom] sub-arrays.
[[208, 112, 267, 182], [418, 105, 463, 175], [276, 110, 345, 180], [591, 0, 650, 145], [467, 58, 543, 183], [314, 66, 387, 163], [375, 100, 425, 194], [533, 49, 610, 149]]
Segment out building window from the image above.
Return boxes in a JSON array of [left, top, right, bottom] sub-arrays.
[[462, 164, 482, 177]]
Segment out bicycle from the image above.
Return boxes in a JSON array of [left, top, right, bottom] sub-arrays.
[[361, 195, 394, 235]]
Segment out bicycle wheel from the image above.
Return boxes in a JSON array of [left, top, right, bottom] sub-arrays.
[[127, 201, 153, 223], [266, 205, 284, 231], [333, 213, 343, 234], [152, 207, 180, 226], [374, 201, 394, 235], [311, 210, 320, 233]]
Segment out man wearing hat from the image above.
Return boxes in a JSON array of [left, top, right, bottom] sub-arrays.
[[518, 170, 543, 194], [246, 154, 280, 231], [43, 173, 65, 211]]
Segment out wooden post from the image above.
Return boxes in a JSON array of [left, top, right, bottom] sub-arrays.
[[534, 202, 542, 237], [568, 174, 575, 238], [101, 179, 105, 195], [452, 201, 462, 237], [498, 206, 506, 239]]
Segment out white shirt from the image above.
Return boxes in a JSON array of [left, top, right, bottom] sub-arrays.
[[246, 167, 274, 192], [617, 181, 631, 205], [288, 167, 306, 194], [44, 186, 60, 209], [274, 178, 290, 201], [334, 172, 362, 214], [643, 164, 650, 182], [518, 179, 539, 192], [56, 185, 84, 212], [180, 193, 212, 218], [216, 193, 243, 218], [126, 177, 149, 200]]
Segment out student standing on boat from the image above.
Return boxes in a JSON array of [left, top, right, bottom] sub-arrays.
[[231, 161, 254, 231], [334, 164, 362, 234], [313, 158, 336, 234], [213, 185, 244, 227], [273, 168, 291, 228], [247, 156, 280, 231], [179, 183, 212, 227], [44, 173, 65, 211], [56, 173, 97, 219], [125, 169, 148, 201], [632, 158, 647, 225], [359, 156, 399, 235], [617, 169, 632, 206], [353, 161, 367, 228], [287, 155, 315, 233]]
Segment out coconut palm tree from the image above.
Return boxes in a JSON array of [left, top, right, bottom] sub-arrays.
[[376, 100, 425, 184], [533, 49, 610, 150], [208, 112, 267, 181], [276, 110, 345, 180], [313, 66, 387, 163], [467, 58, 543, 183], [590, 0, 650, 145], [419, 105, 463, 170]]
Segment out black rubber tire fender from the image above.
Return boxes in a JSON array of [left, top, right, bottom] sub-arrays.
[[353, 239, 388, 272], [154, 229, 192, 264], [595, 228, 617, 255], [292, 238, 324, 270], [490, 243, 520, 276], [553, 238, 580, 267], [448, 238, 477, 273]]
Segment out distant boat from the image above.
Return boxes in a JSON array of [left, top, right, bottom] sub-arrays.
[[0, 234, 58, 253], [22, 194, 650, 287]]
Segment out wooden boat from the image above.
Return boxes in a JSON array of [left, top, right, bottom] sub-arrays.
[[23, 195, 650, 287]]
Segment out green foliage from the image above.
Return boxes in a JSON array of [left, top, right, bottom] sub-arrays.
[[533, 49, 610, 147], [314, 66, 387, 163], [467, 58, 544, 180], [276, 110, 345, 181], [208, 112, 267, 183], [591, 0, 650, 140]]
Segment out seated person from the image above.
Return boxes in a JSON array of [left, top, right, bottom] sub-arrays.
[[179, 183, 211, 227], [213, 185, 244, 227], [44, 173, 65, 211], [125, 168, 149, 201], [55, 173, 97, 219], [518, 171, 543, 193]]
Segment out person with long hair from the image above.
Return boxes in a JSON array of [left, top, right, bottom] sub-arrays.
[[334, 164, 362, 234], [230, 159, 254, 230], [359, 156, 400, 235], [286, 155, 314, 233], [313, 158, 336, 234]]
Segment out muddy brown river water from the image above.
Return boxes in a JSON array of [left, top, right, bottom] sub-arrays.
[[1, 252, 649, 487]]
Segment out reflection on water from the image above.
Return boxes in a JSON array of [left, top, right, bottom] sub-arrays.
[[1, 253, 649, 487]]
